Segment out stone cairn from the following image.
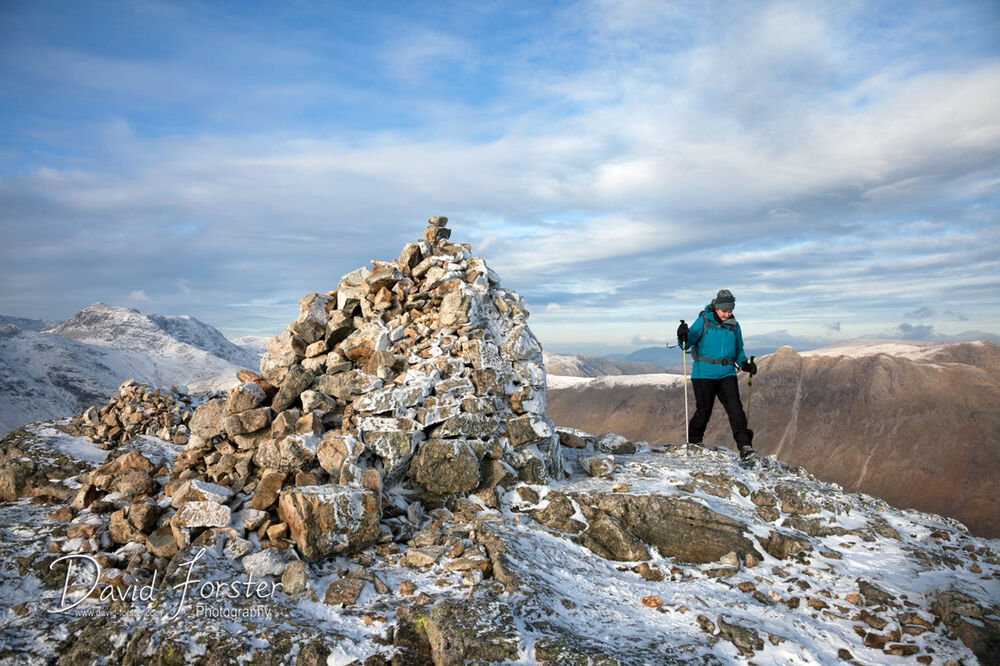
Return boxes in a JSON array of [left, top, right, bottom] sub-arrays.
[[55, 216, 565, 573], [76, 379, 201, 449]]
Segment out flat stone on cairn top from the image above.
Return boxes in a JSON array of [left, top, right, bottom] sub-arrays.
[[425, 216, 451, 243]]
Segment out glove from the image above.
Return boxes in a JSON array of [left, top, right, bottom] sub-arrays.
[[677, 320, 688, 347], [740, 357, 757, 375]]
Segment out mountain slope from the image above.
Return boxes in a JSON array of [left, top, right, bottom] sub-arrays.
[[546, 339, 1000, 538], [542, 351, 668, 377], [48, 302, 258, 368], [0, 304, 262, 435]]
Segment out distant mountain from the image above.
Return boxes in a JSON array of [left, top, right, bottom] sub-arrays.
[[547, 338, 1000, 538], [229, 335, 270, 355], [0, 304, 262, 435], [49, 303, 257, 368], [542, 351, 667, 377], [0, 315, 59, 332]]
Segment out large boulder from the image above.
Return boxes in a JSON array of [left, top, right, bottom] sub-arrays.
[[408, 439, 484, 495], [277, 485, 381, 561]]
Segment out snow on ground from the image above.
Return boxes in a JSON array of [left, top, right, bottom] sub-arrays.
[[1, 424, 997, 664], [547, 372, 685, 390], [799, 338, 949, 361]]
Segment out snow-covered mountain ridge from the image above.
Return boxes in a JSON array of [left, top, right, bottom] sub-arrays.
[[0, 304, 262, 435]]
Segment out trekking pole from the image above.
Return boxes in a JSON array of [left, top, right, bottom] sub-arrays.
[[745, 355, 755, 427], [681, 321, 689, 445]]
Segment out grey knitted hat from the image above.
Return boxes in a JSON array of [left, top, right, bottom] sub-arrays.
[[712, 289, 735, 311]]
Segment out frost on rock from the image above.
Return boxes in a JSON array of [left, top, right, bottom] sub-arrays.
[[277, 484, 381, 561]]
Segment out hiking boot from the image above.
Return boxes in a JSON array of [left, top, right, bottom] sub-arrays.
[[738, 446, 756, 462]]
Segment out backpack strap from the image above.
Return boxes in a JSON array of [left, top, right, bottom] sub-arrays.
[[691, 350, 735, 366]]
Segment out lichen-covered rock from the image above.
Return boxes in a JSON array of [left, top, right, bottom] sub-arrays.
[[277, 485, 381, 561], [171, 500, 231, 529], [408, 439, 483, 495]]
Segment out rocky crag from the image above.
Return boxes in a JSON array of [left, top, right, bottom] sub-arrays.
[[0, 219, 997, 665]]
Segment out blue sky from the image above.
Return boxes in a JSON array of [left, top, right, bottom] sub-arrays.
[[1, 0, 998, 354]]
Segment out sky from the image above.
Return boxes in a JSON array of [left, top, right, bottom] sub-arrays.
[[1, 0, 998, 355]]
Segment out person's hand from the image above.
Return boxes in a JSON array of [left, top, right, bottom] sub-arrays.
[[677, 320, 688, 347], [740, 358, 757, 375]]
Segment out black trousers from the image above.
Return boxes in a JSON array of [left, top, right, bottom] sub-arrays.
[[688, 376, 753, 449]]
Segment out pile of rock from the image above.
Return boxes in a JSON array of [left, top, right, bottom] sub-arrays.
[[56, 216, 566, 575], [76, 379, 201, 449]]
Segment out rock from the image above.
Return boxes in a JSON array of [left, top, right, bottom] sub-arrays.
[[718, 616, 764, 656], [128, 501, 160, 532], [112, 470, 157, 497], [292, 293, 330, 344], [403, 546, 446, 568], [582, 493, 763, 564], [271, 365, 316, 413], [300, 390, 339, 421], [315, 370, 383, 401], [363, 428, 423, 484], [531, 493, 586, 534], [253, 435, 318, 473], [109, 509, 145, 545], [506, 414, 552, 447], [69, 483, 98, 510], [248, 471, 287, 511], [146, 525, 180, 558], [473, 458, 517, 508], [595, 432, 636, 455], [324, 578, 365, 606], [223, 407, 271, 436], [408, 439, 483, 494], [932, 588, 1000, 664], [581, 455, 615, 477], [190, 398, 227, 439], [750, 489, 777, 507], [417, 598, 521, 665], [556, 429, 590, 449], [224, 536, 254, 559], [858, 579, 897, 607], [316, 433, 363, 477], [762, 530, 813, 560], [774, 485, 818, 515], [277, 485, 381, 561], [226, 382, 266, 414], [171, 479, 233, 508], [424, 225, 452, 244], [281, 560, 308, 596], [499, 324, 542, 361], [242, 548, 287, 577], [340, 322, 390, 364], [91, 450, 155, 490], [172, 501, 231, 529], [580, 513, 650, 561]]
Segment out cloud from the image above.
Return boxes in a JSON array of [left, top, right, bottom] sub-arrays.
[[631, 334, 668, 346], [905, 306, 935, 319], [127, 289, 151, 303], [0, 1, 998, 347], [896, 322, 936, 339]]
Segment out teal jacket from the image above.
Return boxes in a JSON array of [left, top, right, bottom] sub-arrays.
[[685, 305, 748, 379]]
